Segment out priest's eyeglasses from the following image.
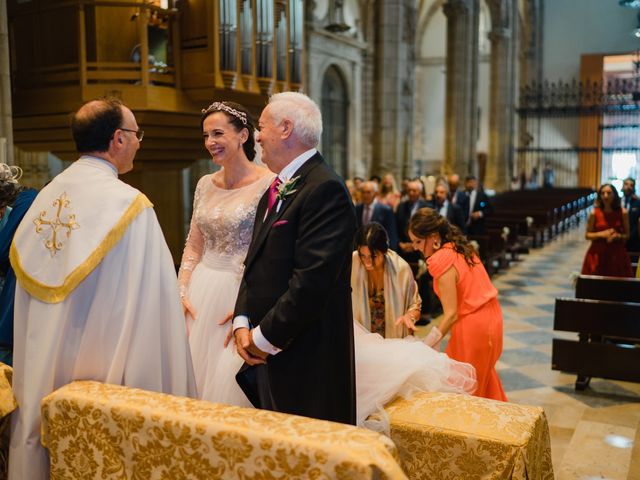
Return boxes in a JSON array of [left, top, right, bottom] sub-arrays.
[[120, 128, 144, 142]]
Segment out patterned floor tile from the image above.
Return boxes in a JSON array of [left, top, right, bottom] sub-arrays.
[[499, 368, 546, 392], [553, 380, 640, 409], [507, 330, 556, 346], [499, 347, 550, 367]]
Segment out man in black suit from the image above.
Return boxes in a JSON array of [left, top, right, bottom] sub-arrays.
[[622, 177, 640, 252], [396, 179, 429, 260], [232, 92, 356, 425], [430, 182, 466, 232], [355, 181, 398, 250], [396, 179, 431, 324], [458, 175, 492, 235]]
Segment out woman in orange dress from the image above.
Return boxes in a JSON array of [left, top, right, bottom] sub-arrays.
[[409, 207, 507, 401]]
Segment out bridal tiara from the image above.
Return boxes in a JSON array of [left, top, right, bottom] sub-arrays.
[[202, 102, 248, 125]]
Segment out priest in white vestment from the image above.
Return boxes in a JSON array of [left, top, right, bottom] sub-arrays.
[[8, 98, 196, 480]]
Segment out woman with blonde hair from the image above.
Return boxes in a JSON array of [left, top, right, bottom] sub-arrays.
[[378, 173, 401, 211], [409, 207, 507, 401]]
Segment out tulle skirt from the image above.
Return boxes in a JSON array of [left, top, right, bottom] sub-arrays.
[[187, 257, 477, 426], [186, 255, 252, 407], [354, 322, 477, 428]]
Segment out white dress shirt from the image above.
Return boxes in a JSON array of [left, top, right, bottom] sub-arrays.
[[234, 148, 317, 355]]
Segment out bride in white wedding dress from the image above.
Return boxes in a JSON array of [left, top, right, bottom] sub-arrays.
[[178, 101, 477, 426]]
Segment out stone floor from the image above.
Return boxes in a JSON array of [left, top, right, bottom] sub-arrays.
[[418, 226, 640, 479]]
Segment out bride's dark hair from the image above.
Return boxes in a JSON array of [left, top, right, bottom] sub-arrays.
[[409, 207, 478, 267], [200, 101, 256, 161]]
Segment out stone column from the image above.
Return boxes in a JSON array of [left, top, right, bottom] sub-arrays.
[[442, 0, 479, 177], [370, 0, 417, 180], [485, 0, 517, 191], [0, 0, 13, 165]]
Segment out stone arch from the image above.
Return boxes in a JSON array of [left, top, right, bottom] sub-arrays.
[[320, 65, 350, 177]]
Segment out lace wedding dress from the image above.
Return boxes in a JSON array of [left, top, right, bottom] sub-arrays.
[[179, 172, 477, 425]]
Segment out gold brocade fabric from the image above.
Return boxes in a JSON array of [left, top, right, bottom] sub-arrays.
[[385, 392, 554, 480], [0, 363, 16, 419], [0, 363, 15, 480], [41, 381, 408, 480]]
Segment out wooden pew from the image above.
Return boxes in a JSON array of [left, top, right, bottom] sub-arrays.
[[552, 297, 640, 390], [575, 274, 640, 303]]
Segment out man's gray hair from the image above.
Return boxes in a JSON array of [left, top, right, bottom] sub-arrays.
[[268, 92, 322, 148]]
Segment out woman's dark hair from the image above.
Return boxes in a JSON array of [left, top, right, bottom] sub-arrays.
[[201, 101, 256, 161], [594, 183, 621, 210], [409, 207, 478, 266], [354, 222, 389, 256], [71, 97, 124, 153], [0, 164, 23, 209]]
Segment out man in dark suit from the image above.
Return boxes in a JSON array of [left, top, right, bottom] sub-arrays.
[[396, 179, 429, 261], [355, 181, 398, 250], [622, 177, 640, 252], [458, 175, 492, 235], [232, 92, 356, 425], [396, 179, 430, 324], [430, 182, 466, 232]]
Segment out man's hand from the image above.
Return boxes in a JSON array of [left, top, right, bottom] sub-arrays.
[[234, 328, 267, 365], [398, 241, 414, 253], [471, 211, 482, 220]]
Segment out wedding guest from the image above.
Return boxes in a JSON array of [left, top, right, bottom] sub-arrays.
[[356, 181, 398, 250], [581, 183, 632, 277], [0, 164, 37, 366], [429, 182, 466, 232], [458, 175, 492, 235], [621, 177, 640, 253], [378, 173, 401, 211], [409, 208, 507, 401], [351, 223, 420, 338]]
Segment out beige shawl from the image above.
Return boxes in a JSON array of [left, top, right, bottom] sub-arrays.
[[351, 249, 421, 338]]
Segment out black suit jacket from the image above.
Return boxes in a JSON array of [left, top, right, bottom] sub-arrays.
[[625, 194, 640, 252], [395, 199, 429, 263], [458, 189, 492, 235], [429, 200, 466, 232], [233, 153, 357, 425], [355, 202, 398, 250]]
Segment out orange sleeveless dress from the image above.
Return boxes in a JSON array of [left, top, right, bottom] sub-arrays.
[[428, 243, 507, 401]]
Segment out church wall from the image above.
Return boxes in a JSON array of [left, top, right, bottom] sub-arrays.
[[414, 3, 446, 175], [307, 30, 366, 178], [543, 0, 638, 82], [414, 0, 492, 178]]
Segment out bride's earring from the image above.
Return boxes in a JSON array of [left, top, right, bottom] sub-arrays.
[[433, 238, 441, 250]]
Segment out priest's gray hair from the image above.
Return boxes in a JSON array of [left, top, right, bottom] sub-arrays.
[[267, 92, 322, 148]]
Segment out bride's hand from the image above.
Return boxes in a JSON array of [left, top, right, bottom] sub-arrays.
[[182, 297, 197, 320], [219, 312, 234, 347], [395, 313, 417, 333]]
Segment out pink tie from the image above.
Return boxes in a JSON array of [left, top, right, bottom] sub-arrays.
[[267, 177, 282, 215]]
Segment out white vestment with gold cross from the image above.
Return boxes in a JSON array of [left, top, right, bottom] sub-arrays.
[[7, 156, 196, 480]]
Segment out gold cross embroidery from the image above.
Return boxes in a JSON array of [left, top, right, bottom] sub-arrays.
[[33, 192, 80, 256]]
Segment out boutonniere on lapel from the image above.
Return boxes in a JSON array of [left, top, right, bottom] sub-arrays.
[[276, 176, 300, 203]]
